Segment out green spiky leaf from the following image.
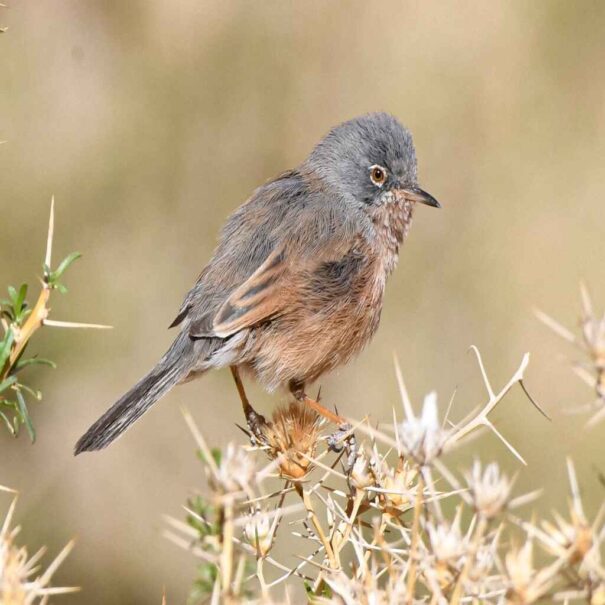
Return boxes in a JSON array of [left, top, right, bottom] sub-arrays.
[[0, 329, 14, 370], [15, 357, 57, 371], [16, 390, 35, 442]]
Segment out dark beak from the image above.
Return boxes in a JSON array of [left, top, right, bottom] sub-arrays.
[[401, 186, 441, 209]]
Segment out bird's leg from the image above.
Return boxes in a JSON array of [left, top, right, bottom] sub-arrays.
[[230, 366, 267, 445], [289, 379, 345, 424], [289, 380, 356, 460]]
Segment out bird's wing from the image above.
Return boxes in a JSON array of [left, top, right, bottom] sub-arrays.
[[173, 169, 363, 340], [210, 245, 289, 338], [169, 170, 303, 334]]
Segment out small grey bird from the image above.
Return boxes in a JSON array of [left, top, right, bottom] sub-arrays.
[[75, 112, 440, 455]]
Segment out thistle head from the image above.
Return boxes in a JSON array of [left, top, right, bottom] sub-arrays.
[[243, 508, 274, 557], [211, 443, 257, 496], [465, 461, 513, 520], [260, 401, 322, 480], [399, 392, 448, 465]]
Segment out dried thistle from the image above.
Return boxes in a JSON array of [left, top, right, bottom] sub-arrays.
[[255, 401, 322, 480], [427, 510, 467, 589], [243, 509, 275, 557], [536, 283, 605, 426], [398, 391, 448, 465], [349, 450, 374, 491], [212, 443, 258, 496], [0, 491, 78, 604], [381, 457, 418, 509], [504, 539, 542, 604], [538, 461, 593, 565], [168, 351, 605, 605], [465, 460, 513, 520]]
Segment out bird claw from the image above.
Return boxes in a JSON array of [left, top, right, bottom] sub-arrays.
[[328, 423, 357, 470], [244, 406, 268, 446], [327, 423, 350, 451]]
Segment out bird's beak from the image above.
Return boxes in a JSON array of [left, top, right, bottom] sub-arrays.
[[400, 186, 441, 209]]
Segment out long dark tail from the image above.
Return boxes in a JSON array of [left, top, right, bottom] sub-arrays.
[[75, 338, 194, 455]]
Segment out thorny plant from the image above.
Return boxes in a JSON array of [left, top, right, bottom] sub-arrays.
[[0, 485, 78, 604], [164, 348, 605, 604], [0, 199, 110, 440], [535, 283, 605, 427]]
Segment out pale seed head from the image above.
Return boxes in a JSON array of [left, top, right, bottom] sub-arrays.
[[541, 506, 593, 564], [427, 518, 465, 565], [350, 451, 374, 491], [399, 392, 448, 465], [465, 461, 512, 519], [505, 540, 535, 600], [243, 509, 274, 557], [212, 443, 257, 495], [382, 459, 418, 509]]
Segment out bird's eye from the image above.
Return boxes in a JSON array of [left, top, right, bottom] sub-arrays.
[[369, 165, 387, 187]]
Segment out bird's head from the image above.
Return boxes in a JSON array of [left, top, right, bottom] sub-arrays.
[[306, 112, 440, 211]]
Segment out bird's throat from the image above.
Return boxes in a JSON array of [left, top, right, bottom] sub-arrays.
[[370, 193, 414, 276]]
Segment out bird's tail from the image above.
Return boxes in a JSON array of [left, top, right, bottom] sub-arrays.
[[75, 338, 194, 455]]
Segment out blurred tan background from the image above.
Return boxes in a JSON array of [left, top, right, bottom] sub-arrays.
[[1, 1, 605, 602]]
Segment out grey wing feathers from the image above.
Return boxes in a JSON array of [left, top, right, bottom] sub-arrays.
[[168, 170, 306, 335], [168, 168, 361, 340]]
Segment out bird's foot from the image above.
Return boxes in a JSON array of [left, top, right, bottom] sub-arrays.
[[243, 404, 269, 447], [327, 422, 357, 471]]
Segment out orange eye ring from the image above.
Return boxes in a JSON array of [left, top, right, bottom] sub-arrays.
[[369, 165, 387, 187]]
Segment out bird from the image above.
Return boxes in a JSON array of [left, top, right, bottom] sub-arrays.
[[75, 112, 440, 455]]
